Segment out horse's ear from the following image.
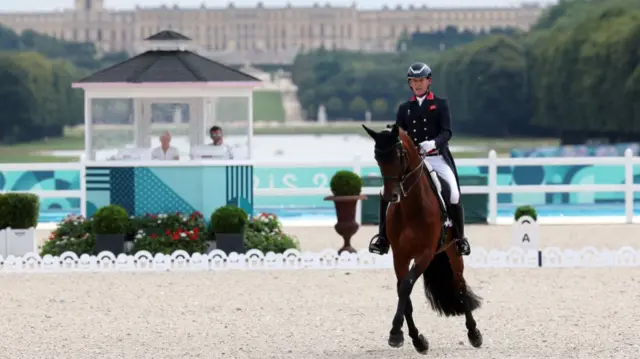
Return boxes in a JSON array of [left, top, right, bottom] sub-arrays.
[[362, 124, 377, 140], [390, 124, 399, 137]]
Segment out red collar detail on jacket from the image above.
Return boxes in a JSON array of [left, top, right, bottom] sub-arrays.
[[410, 92, 434, 102]]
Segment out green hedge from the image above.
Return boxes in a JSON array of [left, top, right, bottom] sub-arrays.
[[0, 193, 40, 230]]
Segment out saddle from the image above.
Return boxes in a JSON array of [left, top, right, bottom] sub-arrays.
[[422, 161, 453, 249]]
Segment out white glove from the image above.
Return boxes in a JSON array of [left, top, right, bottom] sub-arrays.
[[419, 140, 436, 155]]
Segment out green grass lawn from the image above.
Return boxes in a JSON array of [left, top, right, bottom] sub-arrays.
[[253, 91, 285, 122], [0, 123, 559, 163], [0, 132, 84, 163], [215, 90, 286, 123]]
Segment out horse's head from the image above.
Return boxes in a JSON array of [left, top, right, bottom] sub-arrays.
[[362, 124, 423, 203]]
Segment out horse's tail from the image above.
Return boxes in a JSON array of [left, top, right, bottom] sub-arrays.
[[422, 252, 482, 317]]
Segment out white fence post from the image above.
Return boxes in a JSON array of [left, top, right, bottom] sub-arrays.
[[487, 150, 498, 225], [624, 148, 634, 224], [353, 155, 363, 225], [80, 158, 87, 218]]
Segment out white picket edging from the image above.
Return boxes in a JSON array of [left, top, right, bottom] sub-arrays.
[[0, 246, 638, 273], [1, 148, 639, 225]]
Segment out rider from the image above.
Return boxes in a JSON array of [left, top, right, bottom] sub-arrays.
[[368, 62, 471, 257]]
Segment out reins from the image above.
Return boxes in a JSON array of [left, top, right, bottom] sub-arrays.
[[375, 141, 425, 199]]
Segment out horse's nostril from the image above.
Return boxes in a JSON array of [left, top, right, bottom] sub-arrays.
[[391, 193, 399, 202]]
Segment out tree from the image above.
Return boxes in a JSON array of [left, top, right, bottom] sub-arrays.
[[326, 96, 344, 116], [0, 52, 83, 144], [527, 4, 640, 142], [348, 96, 368, 118], [372, 98, 389, 118]]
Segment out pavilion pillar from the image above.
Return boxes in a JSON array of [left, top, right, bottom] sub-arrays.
[[141, 99, 152, 148], [83, 92, 93, 160], [133, 99, 145, 148], [247, 90, 254, 159], [187, 99, 201, 148]]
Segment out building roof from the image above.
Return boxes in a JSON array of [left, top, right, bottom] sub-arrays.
[[76, 30, 260, 84], [144, 30, 191, 41]]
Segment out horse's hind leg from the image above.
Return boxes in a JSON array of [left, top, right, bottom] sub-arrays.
[[446, 246, 483, 348]]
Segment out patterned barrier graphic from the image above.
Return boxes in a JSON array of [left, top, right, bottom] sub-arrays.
[[0, 169, 80, 215], [85, 165, 253, 217], [1, 247, 638, 273]]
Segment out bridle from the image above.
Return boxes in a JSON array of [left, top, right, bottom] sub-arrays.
[[374, 139, 424, 199]]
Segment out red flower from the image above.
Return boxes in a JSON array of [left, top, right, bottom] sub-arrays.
[[171, 232, 180, 240], [193, 227, 200, 235], [165, 229, 172, 235], [150, 233, 157, 239], [176, 211, 180, 216]]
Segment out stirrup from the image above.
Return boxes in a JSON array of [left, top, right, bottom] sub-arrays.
[[455, 237, 471, 256], [368, 234, 389, 255]]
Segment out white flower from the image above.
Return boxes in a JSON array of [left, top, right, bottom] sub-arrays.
[[180, 232, 186, 238]]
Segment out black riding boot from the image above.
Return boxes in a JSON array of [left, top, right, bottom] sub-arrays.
[[369, 198, 390, 255], [450, 203, 471, 256]]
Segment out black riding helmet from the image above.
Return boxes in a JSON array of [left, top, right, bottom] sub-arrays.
[[407, 62, 432, 79]]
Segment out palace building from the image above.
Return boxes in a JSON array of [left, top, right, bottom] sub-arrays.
[[0, 0, 543, 62]]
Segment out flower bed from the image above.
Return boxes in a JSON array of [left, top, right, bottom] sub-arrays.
[[42, 210, 299, 257]]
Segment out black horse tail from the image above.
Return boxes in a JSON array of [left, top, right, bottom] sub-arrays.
[[422, 252, 482, 316]]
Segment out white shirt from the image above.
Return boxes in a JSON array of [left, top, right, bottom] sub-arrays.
[[151, 146, 180, 160], [416, 94, 426, 106], [211, 143, 234, 159]]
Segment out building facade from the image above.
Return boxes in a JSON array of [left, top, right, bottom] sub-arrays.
[[0, 1, 543, 58]]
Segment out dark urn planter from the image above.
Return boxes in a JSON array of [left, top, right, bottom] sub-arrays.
[[215, 233, 245, 255], [324, 195, 368, 254], [95, 234, 126, 255]]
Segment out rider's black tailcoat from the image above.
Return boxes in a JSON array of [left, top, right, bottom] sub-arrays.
[[394, 92, 461, 192]]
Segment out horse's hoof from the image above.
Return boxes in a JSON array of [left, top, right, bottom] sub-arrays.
[[468, 328, 483, 348], [412, 334, 429, 354], [388, 332, 404, 348]]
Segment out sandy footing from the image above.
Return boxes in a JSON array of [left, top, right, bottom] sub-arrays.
[[34, 224, 640, 253], [0, 267, 638, 358]]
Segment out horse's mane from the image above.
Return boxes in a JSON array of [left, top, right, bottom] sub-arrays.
[[397, 128, 421, 163]]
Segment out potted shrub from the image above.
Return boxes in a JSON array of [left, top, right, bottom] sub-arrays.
[[324, 170, 367, 254], [210, 205, 248, 255], [0, 193, 40, 257], [92, 205, 129, 255], [514, 205, 537, 222]]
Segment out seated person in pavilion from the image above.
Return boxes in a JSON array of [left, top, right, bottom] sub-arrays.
[[209, 125, 234, 160], [151, 131, 180, 160]]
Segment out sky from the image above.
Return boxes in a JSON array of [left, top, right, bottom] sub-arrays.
[[3, 0, 558, 12]]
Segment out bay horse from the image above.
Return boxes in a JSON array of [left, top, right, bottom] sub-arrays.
[[362, 123, 483, 354]]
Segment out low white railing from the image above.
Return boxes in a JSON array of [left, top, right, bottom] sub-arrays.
[[1, 149, 639, 225]]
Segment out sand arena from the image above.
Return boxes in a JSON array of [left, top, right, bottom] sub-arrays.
[[0, 224, 638, 359]]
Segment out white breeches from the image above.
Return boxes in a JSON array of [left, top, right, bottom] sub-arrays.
[[424, 155, 460, 204]]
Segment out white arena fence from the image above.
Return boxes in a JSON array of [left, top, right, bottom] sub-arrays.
[[2, 149, 640, 225], [0, 247, 639, 273]]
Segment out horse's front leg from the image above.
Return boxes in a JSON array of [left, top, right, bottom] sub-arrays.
[[389, 253, 429, 352], [388, 251, 410, 348], [404, 296, 429, 354]]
